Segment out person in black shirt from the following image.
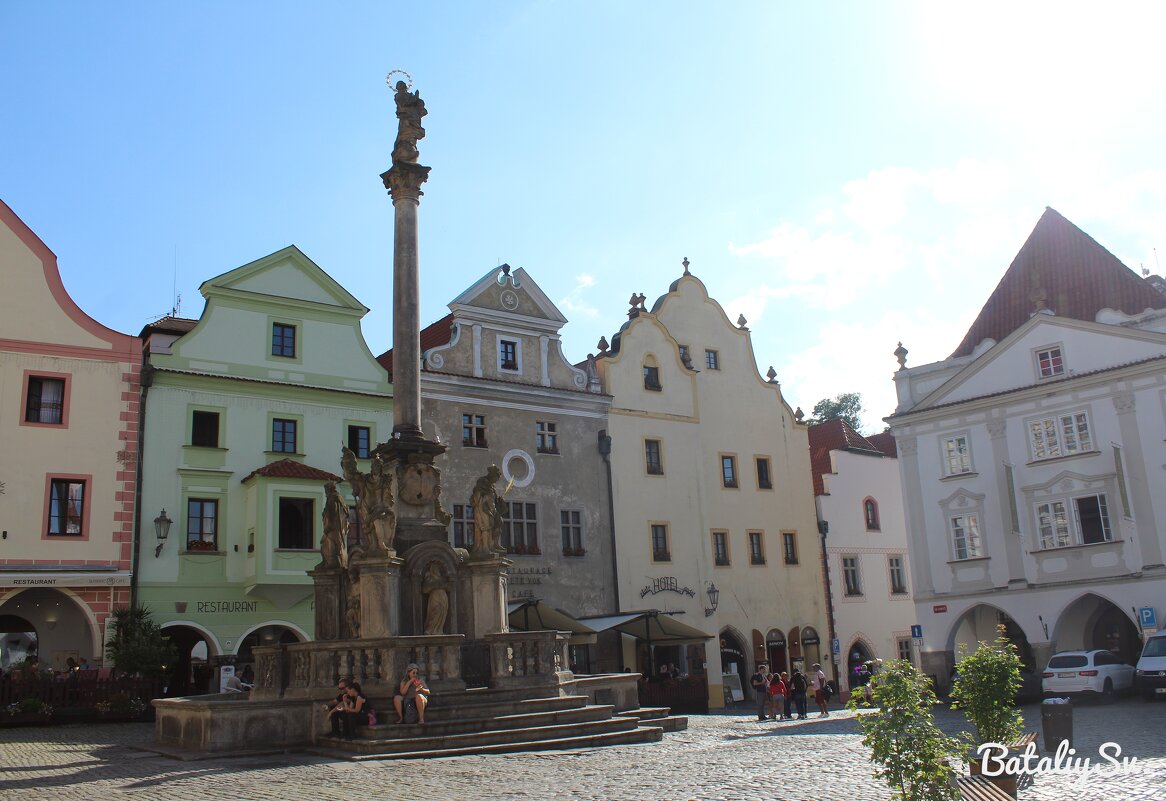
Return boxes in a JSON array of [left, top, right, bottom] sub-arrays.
[[322, 678, 348, 736], [749, 663, 771, 720]]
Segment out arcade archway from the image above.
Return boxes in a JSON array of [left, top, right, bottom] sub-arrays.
[[949, 604, 1035, 670], [1052, 593, 1141, 665], [0, 588, 97, 671], [162, 623, 219, 696], [0, 615, 37, 670], [847, 639, 875, 689]]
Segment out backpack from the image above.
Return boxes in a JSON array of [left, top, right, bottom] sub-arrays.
[[823, 682, 835, 699]]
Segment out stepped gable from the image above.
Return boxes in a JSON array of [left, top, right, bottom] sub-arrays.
[[377, 313, 454, 378], [951, 207, 1166, 358], [807, 418, 884, 496], [241, 458, 342, 483]]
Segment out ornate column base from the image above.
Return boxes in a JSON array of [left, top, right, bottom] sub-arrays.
[[307, 565, 345, 641], [353, 554, 404, 638], [463, 553, 512, 639], [375, 437, 451, 551]]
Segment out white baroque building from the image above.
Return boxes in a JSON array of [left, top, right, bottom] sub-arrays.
[[887, 208, 1166, 687]]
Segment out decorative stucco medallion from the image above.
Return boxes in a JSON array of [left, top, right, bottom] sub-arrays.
[[501, 289, 519, 310]]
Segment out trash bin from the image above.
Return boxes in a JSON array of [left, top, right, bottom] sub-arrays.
[[1041, 698, 1072, 752]]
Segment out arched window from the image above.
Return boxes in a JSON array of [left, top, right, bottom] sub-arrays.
[[863, 498, 880, 531]]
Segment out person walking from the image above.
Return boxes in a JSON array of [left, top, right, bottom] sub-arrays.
[[790, 668, 809, 719], [749, 663, 771, 720], [811, 662, 829, 717]]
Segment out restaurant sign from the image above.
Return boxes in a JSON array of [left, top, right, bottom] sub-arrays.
[[0, 571, 130, 588]]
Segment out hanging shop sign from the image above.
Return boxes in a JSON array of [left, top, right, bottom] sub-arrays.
[[639, 576, 697, 599]]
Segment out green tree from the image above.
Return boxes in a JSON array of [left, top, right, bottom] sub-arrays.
[[848, 658, 962, 801], [949, 626, 1024, 749], [811, 392, 865, 432], [105, 606, 176, 678]]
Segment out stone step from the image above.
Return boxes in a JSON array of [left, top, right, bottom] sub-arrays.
[[323, 716, 640, 756], [360, 703, 615, 739], [642, 715, 688, 733], [616, 706, 671, 721], [312, 724, 663, 761], [370, 693, 588, 723]]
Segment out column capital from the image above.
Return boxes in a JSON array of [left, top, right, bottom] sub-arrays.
[[381, 162, 431, 201]]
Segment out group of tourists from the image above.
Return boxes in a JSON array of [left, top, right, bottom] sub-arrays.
[[749, 661, 833, 721], [322, 664, 432, 740]]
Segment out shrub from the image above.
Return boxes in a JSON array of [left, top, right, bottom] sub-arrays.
[[848, 658, 961, 801], [105, 606, 176, 678], [7, 698, 52, 716], [949, 625, 1024, 750]]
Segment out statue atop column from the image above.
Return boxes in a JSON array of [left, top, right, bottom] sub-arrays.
[[392, 80, 427, 165], [342, 447, 396, 555]]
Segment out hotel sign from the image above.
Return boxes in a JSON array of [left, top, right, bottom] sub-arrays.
[[0, 572, 131, 587]]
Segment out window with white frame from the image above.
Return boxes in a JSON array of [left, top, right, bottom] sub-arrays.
[[748, 531, 765, 565], [1028, 411, 1093, 460], [705, 349, 720, 370], [502, 500, 538, 554], [842, 555, 862, 596], [950, 514, 983, 560], [1036, 494, 1114, 549], [560, 510, 583, 555], [25, 376, 66, 425], [536, 421, 559, 454], [499, 339, 519, 371], [942, 434, 973, 476], [897, 638, 913, 664], [888, 556, 908, 594], [1036, 346, 1064, 378]]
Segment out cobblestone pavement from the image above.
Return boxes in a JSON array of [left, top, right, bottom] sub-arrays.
[[1, 698, 1162, 801]]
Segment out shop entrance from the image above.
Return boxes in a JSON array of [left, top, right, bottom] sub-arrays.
[[162, 624, 217, 696], [765, 628, 787, 674]]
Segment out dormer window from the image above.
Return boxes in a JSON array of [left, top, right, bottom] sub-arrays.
[[499, 339, 519, 372], [1036, 346, 1064, 379]]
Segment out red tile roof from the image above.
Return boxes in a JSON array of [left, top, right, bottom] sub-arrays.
[[241, 458, 342, 483], [864, 431, 898, 458], [951, 208, 1166, 357], [807, 418, 891, 496], [377, 313, 455, 378], [140, 316, 199, 337]]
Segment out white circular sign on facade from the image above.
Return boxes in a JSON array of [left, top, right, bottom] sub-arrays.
[[501, 448, 535, 488]]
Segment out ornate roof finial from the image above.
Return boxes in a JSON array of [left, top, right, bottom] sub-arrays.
[[894, 341, 908, 371], [766, 366, 778, 383], [501, 263, 511, 275], [794, 407, 805, 423], [597, 336, 609, 353], [682, 257, 691, 275], [737, 314, 748, 329]]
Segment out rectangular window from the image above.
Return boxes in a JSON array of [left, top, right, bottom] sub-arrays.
[[277, 497, 314, 549], [888, 556, 908, 595], [897, 638, 913, 664], [451, 504, 474, 549], [191, 410, 220, 448], [462, 413, 487, 448], [560, 510, 583, 555], [1037, 347, 1064, 378], [536, 421, 559, 454], [499, 339, 518, 371], [943, 435, 972, 475], [782, 532, 798, 565], [25, 376, 66, 424], [678, 345, 690, 365], [502, 501, 538, 554], [347, 425, 371, 458], [712, 531, 729, 565], [272, 418, 297, 453], [271, 322, 296, 358], [755, 457, 772, 489], [651, 524, 670, 562], [721, 455, 737, 488], [645, 439, 663, 475], [705, 349, 719, 370], [47, 479, 85, 536], [642, 364, 662, 391], [748, 531, 765, 565], [950, 514, 983, 560], [842, 555, 862, 596], [1076, 494, 1113, 545], [1029, 411, 1092, 460], [187, 498, 218, 549], [1036, 500, 1071, 549]]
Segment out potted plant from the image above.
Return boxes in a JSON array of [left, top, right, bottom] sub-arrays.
[[847, 658, 962, 801], [5, 697, 53, 724], [949, 625, 1025, 794], [105, 606, 176, 680]]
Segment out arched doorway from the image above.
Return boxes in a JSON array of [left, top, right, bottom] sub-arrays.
[[1053, 594, 1141, 665], [0, 615, 37, 670], [801, 626, 822, 670], [719, 629, 748, 698], [236, 624, 303, 666], [787, 627, 804, 672], [847, 639, 875, 689], [765, 628, 788, 674], [949, 604, 1035, 671], [0, 588, 97, 671], [162, 624, 218, 696]]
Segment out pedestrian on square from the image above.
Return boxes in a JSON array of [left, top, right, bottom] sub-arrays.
[[790, 669, 809, 718], [779, 671, 793, 719], [766, 671, 787, 720], [811, 663, 829, 717], [749, 663, 771, 720]]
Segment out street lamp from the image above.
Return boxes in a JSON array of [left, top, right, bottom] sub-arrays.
[[704, 582, 720, 617], [154, 509, 172, 557]]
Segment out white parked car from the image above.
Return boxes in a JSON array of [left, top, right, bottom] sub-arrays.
[[1041, 650, 1134, 699]]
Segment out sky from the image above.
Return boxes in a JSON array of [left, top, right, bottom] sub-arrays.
[[3, 2, 1166, 432]]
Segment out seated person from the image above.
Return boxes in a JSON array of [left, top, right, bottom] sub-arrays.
[[238, 666, 255, 689], [322, 678, 348, 736], [393, 664, 430, 724], [339, 681, 368, 740]]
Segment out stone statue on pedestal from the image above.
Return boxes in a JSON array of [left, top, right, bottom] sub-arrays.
[[392, 81, 427, 165], [470, 465, 506, 557], [421, 560, 450, 635], [342, 447, 396, 555], [320, 481, 349, 569]]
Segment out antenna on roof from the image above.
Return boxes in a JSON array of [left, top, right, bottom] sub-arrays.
[[170, 245, 182, 317], [1144, 265, 1151, 278]]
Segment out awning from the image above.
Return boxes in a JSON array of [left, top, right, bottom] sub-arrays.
[[578, 611, 714, 646], [507, 600, 597, 644]]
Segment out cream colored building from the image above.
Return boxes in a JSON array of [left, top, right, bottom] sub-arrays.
[[595, 265, 827, 707]]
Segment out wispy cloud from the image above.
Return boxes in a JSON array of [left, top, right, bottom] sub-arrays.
[[559, 272, 600, 319]]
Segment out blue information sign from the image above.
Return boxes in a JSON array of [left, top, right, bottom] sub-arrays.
[[910, 624, 923, 639]]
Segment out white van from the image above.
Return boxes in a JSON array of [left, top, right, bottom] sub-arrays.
[[1135, 629, 1166, 700]]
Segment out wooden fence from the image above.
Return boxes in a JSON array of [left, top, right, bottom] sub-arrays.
[[1, 672, 162, 720]]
